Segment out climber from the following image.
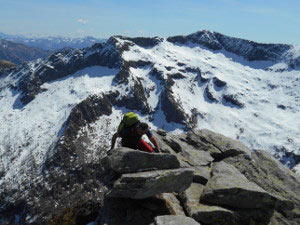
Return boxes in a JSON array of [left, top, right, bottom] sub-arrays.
[[110, 112, 160, 153]]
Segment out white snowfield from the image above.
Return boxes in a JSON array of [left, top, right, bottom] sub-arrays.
[[0, 37, 300, 191], [122, 39, 300, 155]]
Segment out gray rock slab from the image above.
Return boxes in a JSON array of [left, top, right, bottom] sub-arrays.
[[156, 193, 186, 215], [152, 132, 179, 154], [153, 215, 201, 225], [201, 161, 278, 209], [192, 166, 211, 185], [180, 147, 214, 167], [179, 183, 234, 224], [188, 129, 252, 158], [224, 149, 297, 213], [105, 147, 180, 173], [108, 168, 194, 199]]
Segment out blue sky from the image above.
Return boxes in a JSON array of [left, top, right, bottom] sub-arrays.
[[1, 0, 300, 44]]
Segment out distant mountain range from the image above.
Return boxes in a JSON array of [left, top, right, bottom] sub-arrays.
[[0, 32, 105, 51], [0, 39, 50, 64]]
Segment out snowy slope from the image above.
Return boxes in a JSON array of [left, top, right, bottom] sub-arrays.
[[0, 66, 118, 190], [119, 37, 300, 165], [0, 31, 300, 196]]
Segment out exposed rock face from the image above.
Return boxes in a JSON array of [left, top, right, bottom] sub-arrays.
[[14, 37, 122, 105], [167, 30, 297, 65], [161, 88, 187, 124], [224, 149, 300, 224], [108, 168, 194, 199], [179, 183, 235, 224], [92, 129, 298, 225], [104, 147, 181, 173], [185, 129, 252, 160], [167, 30, 222, 50], [201, 161, 280, 209], [159, 74, 188, 124], [104, 148, 194, 199], [151, 215, 201, 225], [0, 128, 299, 225], [0, 94, 114, 225], [0, 59, 16, 74], [222, 94, 245, 108], [63, 94, 113, 139], [117, 36, 163, 48]]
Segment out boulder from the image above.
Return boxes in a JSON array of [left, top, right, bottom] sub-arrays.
[[104, 147, 180, 173], [151, 132, 179, 154], [201, 161, 278, 209], [187, 129, 251, 159], [180, 145, 214, 167], [179, 183, 235, 224], [192, 166, 211, 185], [224, 149, 299, 224], [188, 204, 234, 225], [179, 182, 276, 225], [108, 168, 194, 199], [155, 132, 186, 153], [153, 131, 213, 184], [156, 193, 185, 215], [152, 215, 201, 225]]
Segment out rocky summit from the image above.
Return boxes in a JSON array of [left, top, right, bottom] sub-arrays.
[[1, 129, 300, 225]]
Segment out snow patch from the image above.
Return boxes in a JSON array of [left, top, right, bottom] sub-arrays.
[[0, 66, 118, 189]]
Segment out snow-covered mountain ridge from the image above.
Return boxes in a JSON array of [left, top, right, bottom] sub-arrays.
[[168, 31, 300, 68], [0, 33, 105, 51], [0, 30, 300, 223]]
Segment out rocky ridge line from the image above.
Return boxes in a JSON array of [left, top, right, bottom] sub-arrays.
[[93, 129, 299, 225], [167, 30, 300, 68]]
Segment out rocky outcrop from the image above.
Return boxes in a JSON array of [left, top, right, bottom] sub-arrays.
[[222, 94, 245, 108], [161, 83, 187, 124], [201, 161, 280, 209], [167, 30, 296, 65], [117, 36, 163, 48], [91, 129, 298, 225], [0, 59, 16, 74], [103, 148, 194, 199], [15, 37, 122, 105], [108, 168, 194, 199], [179, 183, 235, 224], [63, 94, 113, 139], [213, 77, 227, 88], [0, 128, 299, 225], [167, 30, 222, 50], [151, 215, 200, 225], [104, 147, 180, 173], [224, 149, 300, 224], [148, 130, 298, 225]]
